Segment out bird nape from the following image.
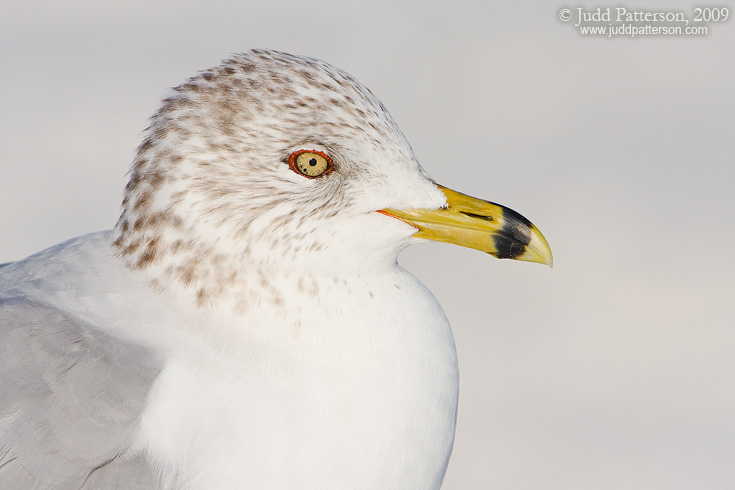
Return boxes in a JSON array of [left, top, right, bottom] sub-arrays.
[[0, 49, 552, 490]]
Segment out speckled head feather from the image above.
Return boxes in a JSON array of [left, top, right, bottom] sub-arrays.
[[112, 49, 446, 310]]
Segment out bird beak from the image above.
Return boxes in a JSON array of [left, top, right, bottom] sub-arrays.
[[379, 185, 553, 267]]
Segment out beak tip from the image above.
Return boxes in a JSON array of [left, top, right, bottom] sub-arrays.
[[526, 225, 554, 269]]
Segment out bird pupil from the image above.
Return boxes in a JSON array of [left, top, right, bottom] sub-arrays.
[[309, 158, 317, 166]]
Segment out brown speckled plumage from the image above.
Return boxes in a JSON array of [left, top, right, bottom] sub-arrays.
[[113, 49, 441, 312]]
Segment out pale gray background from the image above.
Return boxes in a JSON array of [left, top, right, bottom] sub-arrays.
[[1, 1, 733, 489]]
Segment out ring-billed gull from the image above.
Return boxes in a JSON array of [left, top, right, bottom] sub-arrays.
[[0, 49, 552, 490]]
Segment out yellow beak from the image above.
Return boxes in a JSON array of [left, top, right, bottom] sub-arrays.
[[380, 185, 553, 267]]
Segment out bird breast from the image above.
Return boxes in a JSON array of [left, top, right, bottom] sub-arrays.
[[134, 267, 460, 490]]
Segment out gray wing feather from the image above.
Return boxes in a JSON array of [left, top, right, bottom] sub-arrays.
[[0, 292, 163, 489]]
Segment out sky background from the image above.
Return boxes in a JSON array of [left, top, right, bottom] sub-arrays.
[[1, 1, 734, 488]]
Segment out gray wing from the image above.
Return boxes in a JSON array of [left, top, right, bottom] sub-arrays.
[[0, 291, 163, 489]]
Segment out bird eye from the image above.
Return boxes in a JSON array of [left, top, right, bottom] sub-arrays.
[[288, 150, 333, 178]]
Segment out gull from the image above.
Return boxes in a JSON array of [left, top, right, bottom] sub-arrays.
[[0, 49, 552, 490]]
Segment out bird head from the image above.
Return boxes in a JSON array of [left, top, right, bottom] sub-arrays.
[[112, 49, 551, 308]]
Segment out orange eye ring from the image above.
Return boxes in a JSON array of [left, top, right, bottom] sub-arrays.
[[288, 149, 334, 178]]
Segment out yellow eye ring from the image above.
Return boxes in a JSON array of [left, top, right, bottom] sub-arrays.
[[288, 150, 333, 178]]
